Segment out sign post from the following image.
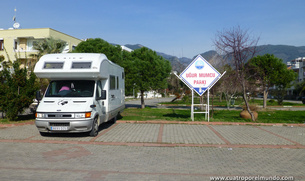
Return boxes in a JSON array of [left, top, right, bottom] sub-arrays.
[[191, 89, 194, 121], [177, 55, 225, 121]]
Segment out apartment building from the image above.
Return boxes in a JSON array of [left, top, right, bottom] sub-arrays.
[[286, 57, 305, 98], [287, 57, 305, 82], [0, 28, 82, 69]]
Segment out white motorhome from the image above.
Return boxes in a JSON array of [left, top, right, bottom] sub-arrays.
[[34, 53, 125, 136]]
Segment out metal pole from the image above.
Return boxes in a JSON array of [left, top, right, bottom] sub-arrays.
[[207, 88, 210, 122], [191, 89, 194, 121]]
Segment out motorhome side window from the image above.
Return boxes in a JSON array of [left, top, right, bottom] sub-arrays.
[[45, 80, 95, 97], [110, 75, 116, 90], [117, 76, 119, 89]]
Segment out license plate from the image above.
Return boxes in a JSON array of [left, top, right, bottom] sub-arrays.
[[51, 126, 68, 131]]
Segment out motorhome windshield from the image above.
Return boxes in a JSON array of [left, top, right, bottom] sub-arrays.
[[45, 80, 95, 97]]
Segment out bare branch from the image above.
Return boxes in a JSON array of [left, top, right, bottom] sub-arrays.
[[214, 26, 260, 121]]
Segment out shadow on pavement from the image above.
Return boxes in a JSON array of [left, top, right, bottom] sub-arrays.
[[125, 104, 157, 108], [40, 121, 116, 138]]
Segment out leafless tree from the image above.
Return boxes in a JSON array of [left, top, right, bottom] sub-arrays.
[[214, 26, 259, 121], [220, 65, 242, 109]]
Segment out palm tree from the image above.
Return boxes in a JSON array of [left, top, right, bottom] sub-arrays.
[[31, 37, 67, 92], [33, 37, 67, 60]]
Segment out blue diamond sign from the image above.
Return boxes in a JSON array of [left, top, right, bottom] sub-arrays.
[[179, 55, 221, 96]]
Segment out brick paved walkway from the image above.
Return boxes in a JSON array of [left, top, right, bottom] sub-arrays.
[[0, 122, 304, 181]]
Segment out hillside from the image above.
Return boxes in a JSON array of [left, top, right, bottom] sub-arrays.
[[256, 45, 305, 63], [124, 44, 145, 50], [195, 45, 305, 65], [124, 44, 305, 71]]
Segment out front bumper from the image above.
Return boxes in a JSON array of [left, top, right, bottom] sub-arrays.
[[35, 118, 94, 133]]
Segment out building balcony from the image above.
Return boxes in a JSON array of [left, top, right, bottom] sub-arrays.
[[14, 49, 39, 59], [292, 64, 300, 69]]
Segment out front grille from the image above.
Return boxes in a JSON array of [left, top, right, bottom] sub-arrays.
[[62, 114, 72, 118], [50, 123, 70, 127], [47, 114, 73, 118]]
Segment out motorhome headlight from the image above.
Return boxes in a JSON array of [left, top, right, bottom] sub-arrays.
[[75, 112, 91, 118], [75, 113, 85, 118], [36, 113, 45, 118]]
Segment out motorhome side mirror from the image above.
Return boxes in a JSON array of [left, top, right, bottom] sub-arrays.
[[101, 90, 107, 100], [36, 91, 42, 101]]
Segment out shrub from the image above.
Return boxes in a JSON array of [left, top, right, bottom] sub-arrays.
[[0, 60, 39, 121], [182, 95, 190, 103]]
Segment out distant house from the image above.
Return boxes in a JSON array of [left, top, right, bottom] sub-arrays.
[[121, 45, 133, 52], [287, 57, 305, 82], [137, 91, 163, 99], [286, 57, 305, 98], [0, 28, 82, 69]]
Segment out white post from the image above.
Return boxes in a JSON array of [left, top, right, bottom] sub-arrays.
[[207, 88, 210, 122], [191, 89, 194, 121]]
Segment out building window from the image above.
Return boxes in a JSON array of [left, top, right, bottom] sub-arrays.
[[72, 45, 76, 51], [14, 40, 18, 50], [0, 39, 3, 50], [27, 39, 37, 51]]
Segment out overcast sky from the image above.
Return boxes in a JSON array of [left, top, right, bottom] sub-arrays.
[[1, 0, 304, 58]]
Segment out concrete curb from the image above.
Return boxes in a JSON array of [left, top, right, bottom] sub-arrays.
[[117, 120, 305, 127], [0, 120, 35, 128], [1, 120, 304, 128]]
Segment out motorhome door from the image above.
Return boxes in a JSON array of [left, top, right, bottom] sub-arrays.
[[95, 80, 106, 123]]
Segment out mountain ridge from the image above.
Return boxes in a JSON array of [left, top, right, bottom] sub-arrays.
[[124, 44, 305, 71]]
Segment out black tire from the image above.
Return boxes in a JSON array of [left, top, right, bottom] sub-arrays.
[[39, 132, 49, 136], [110, 115, 117, 124], [89, 117, 99, 137]]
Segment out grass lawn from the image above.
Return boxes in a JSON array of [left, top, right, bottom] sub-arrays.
[[121, 107, 305, 124], [1, 97, 304, 124]]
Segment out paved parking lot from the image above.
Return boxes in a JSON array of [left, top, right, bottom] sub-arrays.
[[0, 122, 305, 181]]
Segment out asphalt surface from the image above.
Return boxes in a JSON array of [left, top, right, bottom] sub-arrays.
[[0, 98, 304, 180], [125, 97, 174, 108]]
